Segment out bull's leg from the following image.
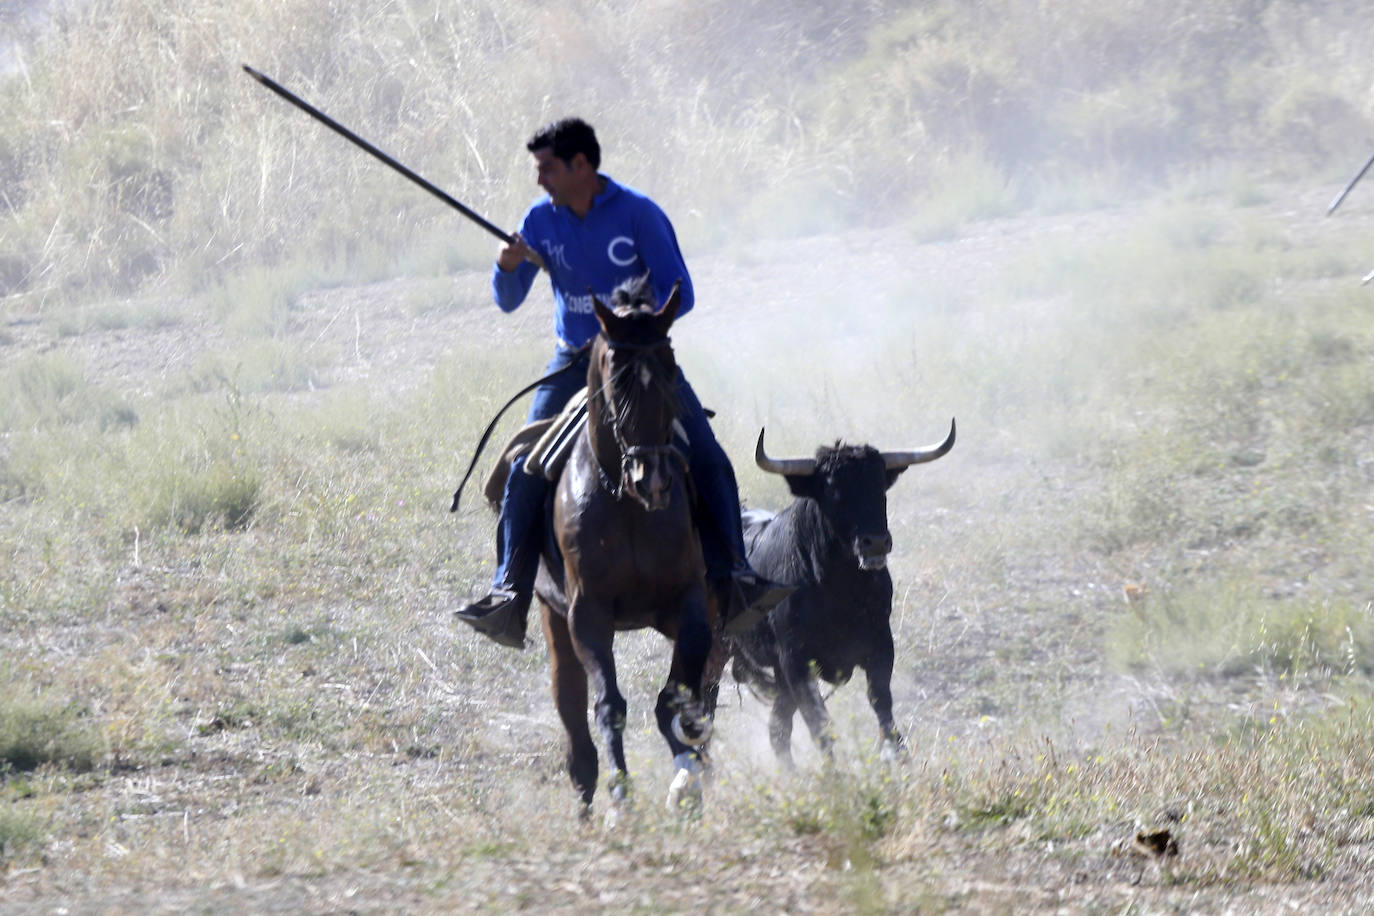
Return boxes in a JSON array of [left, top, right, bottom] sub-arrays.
[[865, 633, 905, 758], [768, 687, 798, 767], [778, 650, 835, 759], [567, 597, 630, 814], [542, 601, 598, 811], [656, 586, 714, 812]]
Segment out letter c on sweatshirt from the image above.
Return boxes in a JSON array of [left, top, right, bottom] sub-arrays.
[[607, 236, 635, 267]]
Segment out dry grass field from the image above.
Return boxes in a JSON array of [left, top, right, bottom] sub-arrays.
[[6, 180, 1374, 912], [8, 1, 1374, 913]]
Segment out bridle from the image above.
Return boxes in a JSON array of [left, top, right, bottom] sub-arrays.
[[592, 336, 689, 506]]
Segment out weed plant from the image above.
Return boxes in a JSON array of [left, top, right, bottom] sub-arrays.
[[0, 681, 99, 774]]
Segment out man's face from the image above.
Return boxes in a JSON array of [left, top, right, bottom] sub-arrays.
[[533, 147, 584, 206]]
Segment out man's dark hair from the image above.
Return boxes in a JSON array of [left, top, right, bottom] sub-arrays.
[[527, 118, 601, 170]]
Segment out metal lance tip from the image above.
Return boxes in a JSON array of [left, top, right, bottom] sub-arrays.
[[1328, 150, 1374, 216]]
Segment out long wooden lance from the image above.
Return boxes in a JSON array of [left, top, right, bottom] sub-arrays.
[[242, 64, 542, 268]]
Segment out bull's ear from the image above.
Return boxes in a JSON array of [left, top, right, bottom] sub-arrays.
[[884, 467, 908, 490], [785, 473, 821, 499]]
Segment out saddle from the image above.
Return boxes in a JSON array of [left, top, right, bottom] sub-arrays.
[[481, 387, 701, 509], [481, 388, 590, 509]]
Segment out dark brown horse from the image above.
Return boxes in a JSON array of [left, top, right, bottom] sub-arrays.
[[533, 275, 715, 818]]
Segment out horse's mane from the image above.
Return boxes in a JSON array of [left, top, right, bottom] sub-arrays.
[[608, 273, 660, 319], [595, 274, 673, 353]]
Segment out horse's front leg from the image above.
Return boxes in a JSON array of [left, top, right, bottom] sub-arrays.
[[567, 596, 630, 813], [656, 584, 713, 812], [541, 599, 598, 812]]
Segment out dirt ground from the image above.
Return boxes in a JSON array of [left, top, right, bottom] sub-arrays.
[[4, 183, 1374, 913]]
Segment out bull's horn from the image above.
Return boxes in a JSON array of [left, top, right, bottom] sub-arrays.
[[754, 428, 817, 476], [881, 418, 956, 470]]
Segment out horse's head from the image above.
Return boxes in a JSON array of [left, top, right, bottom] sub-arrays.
[[587, 274, 685, 511]]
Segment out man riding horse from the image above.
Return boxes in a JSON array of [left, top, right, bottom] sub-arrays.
[[454, 117, 792, 649]]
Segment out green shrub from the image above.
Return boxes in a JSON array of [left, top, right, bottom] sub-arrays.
[[142, 458, 263, 534], [1109, 580, 1374, 679], [0, 353, 86, 430], [0, 353, 142, 438], [125, 380, 270, 534], [0, 685, 99, 773], [0, 806, 43, 863]]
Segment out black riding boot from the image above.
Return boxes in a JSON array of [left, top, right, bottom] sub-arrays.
[[454, 587, 531, 649], [454, 458, 546, 650]]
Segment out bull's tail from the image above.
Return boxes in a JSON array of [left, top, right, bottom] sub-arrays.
[[730, 651, 779, 702]]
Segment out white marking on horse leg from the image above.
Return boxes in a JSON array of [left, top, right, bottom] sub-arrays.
[[666, 752, 704, 813], [603, 771, 633, 830]]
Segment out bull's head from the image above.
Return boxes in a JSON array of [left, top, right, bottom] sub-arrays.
[[754, 419, 955, 570]]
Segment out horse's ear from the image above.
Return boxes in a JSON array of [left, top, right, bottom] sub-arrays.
[[655, 279, 683, 332], [592, 290, 619, 335]]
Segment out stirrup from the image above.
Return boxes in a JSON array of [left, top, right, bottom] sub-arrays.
[[720, 573, 796, 636], [738, 572, 795, 611]]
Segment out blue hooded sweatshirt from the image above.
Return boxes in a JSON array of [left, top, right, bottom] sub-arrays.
[[491, 175, 694, 349]]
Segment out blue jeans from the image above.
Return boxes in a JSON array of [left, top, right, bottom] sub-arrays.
[[491, 346, 588, 592], [490, 346, 745, 594]]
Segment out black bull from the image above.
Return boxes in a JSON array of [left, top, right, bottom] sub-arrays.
[[728, 421, 955, 764]]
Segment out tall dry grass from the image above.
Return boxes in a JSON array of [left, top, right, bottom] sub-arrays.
[[3, 0, 1374, 313]]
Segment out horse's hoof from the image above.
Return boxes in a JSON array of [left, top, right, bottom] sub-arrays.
[[666, 752, 704, 815], [666, 771, 702, 814], [603, 774, 633, 830], [880, 737, 907, 764], [666, 770, 703, 814], [607, 774, 632, 807]]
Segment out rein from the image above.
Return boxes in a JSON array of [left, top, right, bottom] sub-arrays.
[[449, 348, 589, 512], [591, 337, 688, 505]]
